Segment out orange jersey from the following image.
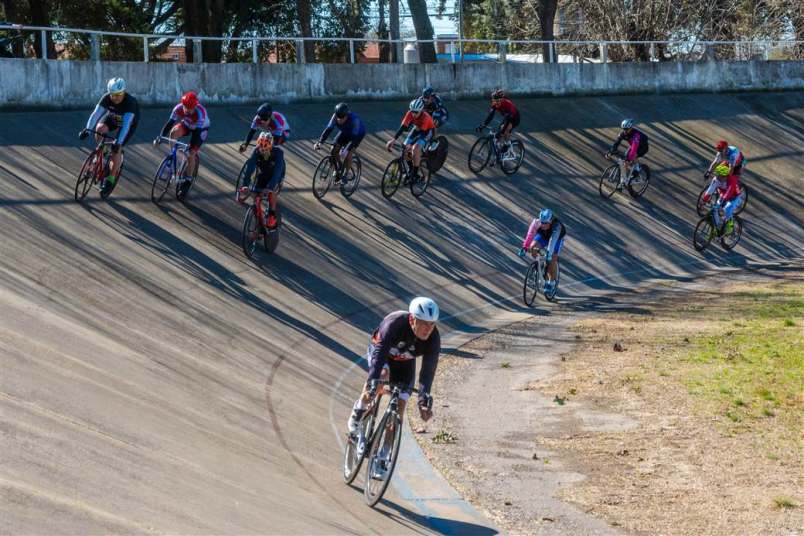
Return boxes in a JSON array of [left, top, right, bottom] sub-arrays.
[[401, 111, 435, 131]]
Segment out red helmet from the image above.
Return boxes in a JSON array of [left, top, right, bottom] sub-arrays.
[[715, 140, 728, 151], [181, 91, 199, 109]]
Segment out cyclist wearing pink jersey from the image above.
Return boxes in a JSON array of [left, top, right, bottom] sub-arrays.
[[156, 91, 210, 183], [239, 103, 290, 153]]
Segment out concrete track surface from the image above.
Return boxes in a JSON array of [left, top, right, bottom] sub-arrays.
[[1, 92, 802, 534]]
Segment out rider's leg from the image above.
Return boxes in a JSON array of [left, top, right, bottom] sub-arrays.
[[187, 129, 207, 179], [169, 124, 189, 174], [412, 143, 422, 173], [547, 255, 559, 281]]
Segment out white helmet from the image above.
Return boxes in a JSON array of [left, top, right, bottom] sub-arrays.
[[409, 297, 439, 322], [107, 77, 126, 94], [409, 97, 425, 113]]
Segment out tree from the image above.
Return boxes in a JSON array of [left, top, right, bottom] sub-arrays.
[[537, 0, 558, 62], [297, 0, 316, 62], [408, 0, 437, 62]]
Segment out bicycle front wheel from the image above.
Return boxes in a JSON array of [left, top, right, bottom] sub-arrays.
[[381, 159, 403, 199], [468, 137, 492, 174], [340, 155, 362, 198], [693, 216, 715, 252], [599, 165, 620, 198], [523, 262, 539, 307], [410, 159, 431, 198], [312, 156, 335, 200], [343, 401, 379, 485], [695, 186, 713, 217], [242, 205, 260, 259], [74, 151, 99, 201], [364, 412, 403, 507], [150, 157, 173, 204], [501, 139, 525, 175]]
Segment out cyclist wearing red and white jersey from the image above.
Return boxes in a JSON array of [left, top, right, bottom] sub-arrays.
[[476, 89, 519, 150], [385, 98, 435, 181], [238, 102, 290, 153], [706, 140, 745, 180], [156, 91, 209, 183], [703, 162, 743, 234]]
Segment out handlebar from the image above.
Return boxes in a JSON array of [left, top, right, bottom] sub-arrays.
[[369, 379, 420, 394], [84, 128, 117, 141], [154, 135, 189, 149]]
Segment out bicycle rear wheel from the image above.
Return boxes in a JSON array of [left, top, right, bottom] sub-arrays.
[[343, 402, 379, 485], [312, 156, 335, 200], [74, 151, 99, 201], [627, 164, 650, 198], [381, 159, 403, 199], [693, 216, 715, 252], [364, 412, 402, 507], [501, 139, 524, 175], [150, 157, 173, 204], [696, 186, 713, 217], [242, 205, 260, 259], [735, 185, 748, 215], [599, 165, 620, 198], [340, 155, 362, 198], [523, 262, 539, 307], [410, 159, 431, 198], [720, 216, 743, 251], [468, 137, 492, 174]]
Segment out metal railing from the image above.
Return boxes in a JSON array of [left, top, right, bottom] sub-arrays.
[[2, 23, 803, 64]]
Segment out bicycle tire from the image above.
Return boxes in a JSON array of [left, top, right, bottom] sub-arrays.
[[720, 216, 743, 251], [235, 160, 248, 195], [242, 205, 260, 259], [150, 157, 173, 204], [695, 186, 712, 217], [312, 156, 335, 200], [627, 164, 650, 198], [468, 136, 492, 174], [74, 151, 99, 201], [501, 139, 525, 176], [410, 159, 431, 198], [263, 206, 281, 254], [364, 412, 402, 507], [176, 156, 199, 202], [381, 159, 403, 199], [736, 184, 748, 215], [544, 260, 560, 302], [599, 165, 619, 198], [100, 158, 124, 200], [523, 262, 539, 307], [425, 136, 448, 173], [343, 401, 379, 484], [340, 155, 362, 198], [693, 216, 715, 252]]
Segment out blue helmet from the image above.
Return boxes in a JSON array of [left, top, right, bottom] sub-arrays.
[[621, 118, 634, 130], [539, 208, 553, 223]]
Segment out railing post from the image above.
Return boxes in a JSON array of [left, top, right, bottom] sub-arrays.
[[498, 40, 507, 63], [450, 41, 456, 63], [296, 39, 305, 63], [193, 38, 202, 63], [90, 33, 100, 61], [252, 39, 259, 63], [649, 42, 656, 61], [600, 42, 608, 63], [143, 37, 149, 62], [764, 42, 770, 61], [40, 30, 47, 59], [349, 39, 355, 63], [548, 41, 555, 63]]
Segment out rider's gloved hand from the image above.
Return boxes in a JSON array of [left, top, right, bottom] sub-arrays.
[[385, 139, 395, 152], [238, 143, 248, 154], [704, 171, 712, 180], [517, 247, 526, 258], [152, 137, 160, 146], [78, 129, 89, 140], [313, 141, 321, 151], [475, 124, 484, 134]]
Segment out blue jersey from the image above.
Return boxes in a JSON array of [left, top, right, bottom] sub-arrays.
[[319, 111, 365, 142]]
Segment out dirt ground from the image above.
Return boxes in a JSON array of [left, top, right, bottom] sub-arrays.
[[412, 267, 803, 536]]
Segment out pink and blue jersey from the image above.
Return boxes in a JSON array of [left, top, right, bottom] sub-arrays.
[[170, 103, 210, 130], [251, 111, 290, 142]]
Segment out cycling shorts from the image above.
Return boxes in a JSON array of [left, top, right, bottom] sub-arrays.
[[99, 114, 137, 146], [533, 235, 564, 256], [501, 112, 520, 131], [404, 129, 432, 148], [253, 161, 285, 192], [365, 345, 414, 401], [173, 124, 208, 151], [723, 196, 743, 220], [334, 130, 365, 151]]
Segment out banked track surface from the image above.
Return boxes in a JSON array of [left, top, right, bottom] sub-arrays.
[[1, 92, 802, 534]]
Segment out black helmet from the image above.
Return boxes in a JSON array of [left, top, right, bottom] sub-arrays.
[[491, 89, 505, 99], [422, 86, 434, 98], [334, 102, 349, 118], [257, 103, 272, 120]]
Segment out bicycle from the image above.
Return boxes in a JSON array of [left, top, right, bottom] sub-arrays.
[[696, 175, 748, 217], [380, 143, 432, 199], [522, 248, 560, 306], [241, 189, 281, 259], [468, 126, 525, 176], [151, 136, 200, 203], [342, 381, 415, 507], [692, 204, 743, 252], [311, 142, 362, 200], [236, 144, 284, 198], [599, 152, 651, 199], [74, 129, 124, 201]]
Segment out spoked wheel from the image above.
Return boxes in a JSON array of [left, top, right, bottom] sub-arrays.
[[735, 185, 748, 215], [241, 205, 260, 259], [696, 186, 713, 217], [720, 216, 743, 251], [263, 206, 281, 254], [544, 261, 560, 302], [381, 159, 403, 199], [176, 157, 198, 202], [312, 156, 335, 200], [693, 216, 715, 252], [523, 262, 540, 307], [235, 160, 248, 195], [599, 165, 620, 198], [340, 155, 362, 198], [627, 164, 650, 198], [343, 403, 379, 485], [468, 137, 492, 174], [500, 139, 525, 175], [410, 159, 431, 198], [75, 151, 100, 201], [424, 136, 448, 173], [150, 157, 173, 204], [364, 413, 402, 507]]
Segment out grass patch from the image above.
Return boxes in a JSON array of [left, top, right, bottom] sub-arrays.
[[500, 361, 511, 369], [432, 430, 458, 444], [773, 496, 799, 509]]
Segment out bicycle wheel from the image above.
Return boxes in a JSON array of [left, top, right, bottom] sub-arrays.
[[523, 262, 539, 307], [343, 402, 379, 484], [340, 155, 362, 198], [176, 157, 198, 202], [263, 206, 281, 254], [693, 216, 715, 252], [150, 157, 173, 204], [720, 216, 743, 251], [468, 137, 492, 174], [235, 160, 248, 195], [627, 164, 650, 198], [501, 139, 525, 175], [696, 186, 713, 217], [425, 136, 448, 173], [74, 151, 99, 201], [381, 159, 403, 199], [599, 165, 620, 198], [735, 185, 748, 215], [241, 205, 260, 259], [410, 159, 431, 198], [544, 261, 560, 302], [312, 156, 335, 200], [364, 412, 403, 507], [100, 158, 124, 200]]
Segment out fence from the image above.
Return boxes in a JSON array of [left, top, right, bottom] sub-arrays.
[[2, 23, 804, 64]]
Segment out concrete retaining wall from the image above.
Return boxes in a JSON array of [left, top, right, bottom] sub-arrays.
[[2, 58, 804, 108]]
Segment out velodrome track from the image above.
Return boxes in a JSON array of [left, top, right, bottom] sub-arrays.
[[1, 92, 802, 534]]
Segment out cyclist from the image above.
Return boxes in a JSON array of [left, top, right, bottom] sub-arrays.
[[237, 132, 285, 229], [239, 102, 290, 152], [476, 89, 519, 151], [607, 118, 649, 179], [422, 86, 448, 130], [347, 297, 440, 441], [518, 208, 566, 294], [156, 91, 209, 183], [705, 140, 744, 181], [702, 162, 742, 234], [313, 102, 365, 183], [385, 98, 435, 182], [79, 77, 140, 192]]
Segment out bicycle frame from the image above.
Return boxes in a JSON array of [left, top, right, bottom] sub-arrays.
[[157, 136, 190, 179]]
